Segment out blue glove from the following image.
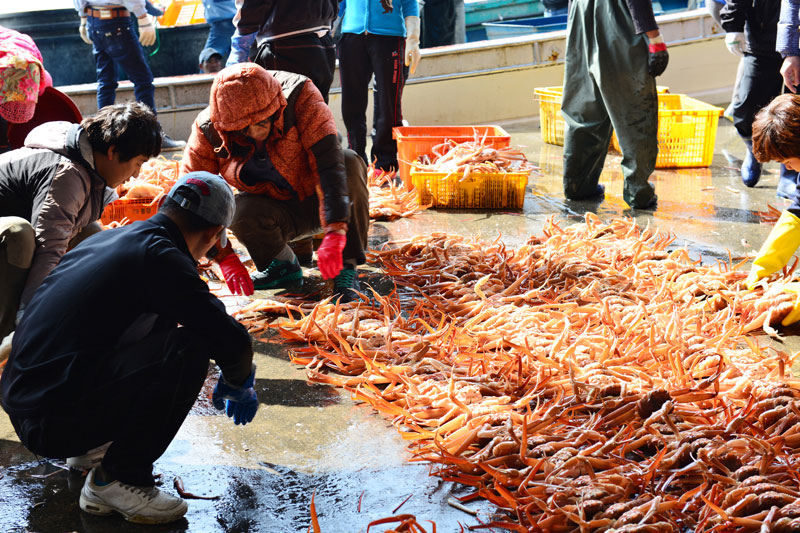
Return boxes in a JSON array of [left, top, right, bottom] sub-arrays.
[[212, 368, 258, 425], [227, 30, 257, 66]]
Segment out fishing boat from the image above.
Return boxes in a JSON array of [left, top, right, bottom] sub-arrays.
[[1, 3, 735, 141]]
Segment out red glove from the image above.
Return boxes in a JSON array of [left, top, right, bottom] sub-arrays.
[[218, 254, 254, 296], [317, 232, 346, 279]]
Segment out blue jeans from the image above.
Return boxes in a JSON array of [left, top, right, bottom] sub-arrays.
[[87, 16, 156, 113], [204, 19, 235, 61]]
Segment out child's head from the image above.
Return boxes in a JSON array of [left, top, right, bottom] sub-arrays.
[[753, 93, 800, 170]]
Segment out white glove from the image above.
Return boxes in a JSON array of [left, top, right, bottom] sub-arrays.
[[79, 17, 93, 45], [138, 15, 156, 47], [404, 15, 421, 75], [725, 32, 745, 57], [0, 332, 13, 364]]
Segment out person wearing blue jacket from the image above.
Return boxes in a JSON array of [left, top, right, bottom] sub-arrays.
[[779, 0, 800, 90], [338, 0, 421, 171], [200, 0, 237, 64]]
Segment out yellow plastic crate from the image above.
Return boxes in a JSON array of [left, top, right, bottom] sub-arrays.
[[411, 169, 529, 209], [533, 86, 670, 147], [611, 93, 723, 168]]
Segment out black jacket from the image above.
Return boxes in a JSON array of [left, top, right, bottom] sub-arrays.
[[0, 213, 253, 417], [721, 0, 781, 57], [234, 0, 338, 42]]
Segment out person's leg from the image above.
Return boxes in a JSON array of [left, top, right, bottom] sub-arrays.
[[68, 221, 103, 251], [561, 0, 613, 202], [367, 34, 407, 171], [205, 19, 235, 60], [594, 0, 657, 209], [87, 17, 120, 109], [231, 193, 321, 268], [100, 18, 156, 113], [338, 33, 373, 165], [11, 327, 209, 485], [421, 0, 456, 47], [254, 33, 336, 103], [341, 149, 369, 265], [733, 53, 784, 187], [0, 217, 34, 339]]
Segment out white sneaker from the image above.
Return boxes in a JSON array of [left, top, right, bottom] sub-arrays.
[[79, 468, 188, 524], [66, 441, 112, 470]]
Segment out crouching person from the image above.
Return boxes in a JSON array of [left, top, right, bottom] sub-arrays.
[[181, 63, 370, 302], [0, 172, 258, 524], [0, 102, 162, 342]]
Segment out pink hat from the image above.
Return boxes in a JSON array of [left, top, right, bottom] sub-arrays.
[[0, 25, 53, 124], [0, 57, 41, 123]]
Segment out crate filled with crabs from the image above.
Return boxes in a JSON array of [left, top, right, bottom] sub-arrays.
[[100, 157, 181, 228]]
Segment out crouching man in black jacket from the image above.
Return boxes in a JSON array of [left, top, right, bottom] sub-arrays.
[[0, 171, 258, 525]]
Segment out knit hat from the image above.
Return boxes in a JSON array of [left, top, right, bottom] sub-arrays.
[[209, 63, 285, 132], [167, 171, 235, 246], [0, 26, 53, 124]]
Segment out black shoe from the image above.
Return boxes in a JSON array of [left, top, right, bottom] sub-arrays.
[[566, 183, 605, 201], [251, 258, 303, 290], [161, 134, 186, 151], [332, 265, 360, 303], [631, 194, 658, 210]]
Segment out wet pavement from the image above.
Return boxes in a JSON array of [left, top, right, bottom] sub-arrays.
[[3, 118, 800, 532]]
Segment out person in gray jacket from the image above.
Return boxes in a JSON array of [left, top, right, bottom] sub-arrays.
[[0, 102, 162, 341]]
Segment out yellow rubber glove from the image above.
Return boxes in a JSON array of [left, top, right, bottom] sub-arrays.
[[782, 282, 800, 326], [746, 210, 800, 290]]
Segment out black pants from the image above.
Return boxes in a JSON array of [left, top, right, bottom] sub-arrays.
[[9, 327, 209, 487], [421, 0, 456, 48], [254, 33, 336, 104], [230, 149, 370, 270], [732, 52, 785, 140], [338, 33, 407, 171]]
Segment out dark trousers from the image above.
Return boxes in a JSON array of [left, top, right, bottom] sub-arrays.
[[338, 33, 407, 171], [9, 327, 208, 487], [87, 15, 156, 113], [230, 149, 369, 270], [732, 53, 785, 140], [421, 0, 456, 48], [254, 33, 336, 103]]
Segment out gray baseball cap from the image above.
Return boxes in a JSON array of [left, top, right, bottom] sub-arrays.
[[167, 171, 235, 246]]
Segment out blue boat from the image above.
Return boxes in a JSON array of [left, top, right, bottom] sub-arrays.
[[471, 0, 697, 42]]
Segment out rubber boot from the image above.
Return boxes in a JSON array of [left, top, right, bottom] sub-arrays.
[[777, 164, 798, 200], [741, 139, 762, 188]]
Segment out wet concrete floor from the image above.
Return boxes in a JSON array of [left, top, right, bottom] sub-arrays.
[[2, 118, 800, 532]]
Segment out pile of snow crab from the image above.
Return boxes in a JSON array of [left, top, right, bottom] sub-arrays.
[[413, 138, 537, 180], [238, 213, 800, 532], [115, 156, 180, 200], [367, 166, 428, 221]]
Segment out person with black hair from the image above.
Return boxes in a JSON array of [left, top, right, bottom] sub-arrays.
[[0, 101, 162, 342], [0, 171, 256, 524]]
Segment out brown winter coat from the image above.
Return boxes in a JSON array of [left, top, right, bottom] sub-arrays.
[[181, 64, 349, 232]]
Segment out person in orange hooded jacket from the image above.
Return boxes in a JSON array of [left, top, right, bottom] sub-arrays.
[[181, 63, 369, 302]]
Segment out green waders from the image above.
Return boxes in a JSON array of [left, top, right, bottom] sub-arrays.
[[561, 0, 658, 208], [0, 217, 34, 339]]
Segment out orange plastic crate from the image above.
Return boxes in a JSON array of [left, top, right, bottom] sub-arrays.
[[100, 196, 161, 226], [392, 126, 511, 190]]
